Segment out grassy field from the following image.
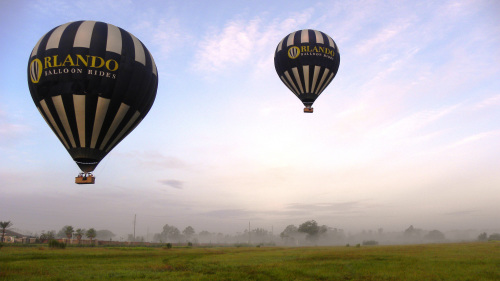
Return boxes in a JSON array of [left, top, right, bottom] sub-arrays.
[[1, 242, 499, 280]]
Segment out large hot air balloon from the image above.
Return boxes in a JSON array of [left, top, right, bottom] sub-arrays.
[[274, 29, 340, 113], [27, 21, 158, 184]]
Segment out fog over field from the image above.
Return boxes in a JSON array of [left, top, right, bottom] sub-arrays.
[[1, 0, 499, 243]]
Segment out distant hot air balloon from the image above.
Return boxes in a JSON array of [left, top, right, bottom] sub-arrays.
[[274, 29, 340, 113], [27, 21, 158, 184]]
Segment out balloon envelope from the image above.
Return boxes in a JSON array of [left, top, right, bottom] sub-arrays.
[[28, 21, 158, 173], [274, 29, 340, 111]]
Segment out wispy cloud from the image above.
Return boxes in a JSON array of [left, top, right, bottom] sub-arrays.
[[444, 209, 478, 216], [286, 202, 364, 215], [354, 19, 413, 55], [472, 94, 500, 110], [446, 130, 500, 149], [202, 209, 251, 219], [159, 179, 184, 189], [191, 9, 313, 74], [117, 150, 189, 170]]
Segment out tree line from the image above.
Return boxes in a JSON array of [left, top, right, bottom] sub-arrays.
[[2, 220, 500, 246]]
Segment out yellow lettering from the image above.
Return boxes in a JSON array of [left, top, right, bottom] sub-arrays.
[[44, 56, 52, 68], [76, 55, 89, 67], [52, 55, 62, 67], [318, 46, 324, 53], [62, 54, 75, 66], [105, 59, 119, 71], [301, 46, 308, 52], [90, 56, 105, 68], [312, 47, 318, 53]]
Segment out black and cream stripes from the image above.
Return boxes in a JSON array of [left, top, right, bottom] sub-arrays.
[[274, 29, 340, 107], [28, 21, 158, 172]]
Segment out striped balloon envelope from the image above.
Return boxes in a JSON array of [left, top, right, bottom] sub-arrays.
[[27, 21, 158, 183], [274, 29, 340, 113]]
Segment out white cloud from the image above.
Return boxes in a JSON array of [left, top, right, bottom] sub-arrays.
[[354, 19, 412, 55], [191, 9, 313, 75], [446, 130, 500, 149], [472, 94, 500, 110]]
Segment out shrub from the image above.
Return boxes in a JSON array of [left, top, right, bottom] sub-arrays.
[[362, 240, 379, 246], [48, 240, 66, 249], [187, 242, 193, 247], [488, 233, 500, 241], [0, 243, 3, 250]]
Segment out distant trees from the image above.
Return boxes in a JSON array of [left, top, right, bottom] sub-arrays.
[[74, 229, 85, 244], [404, 225, 422, 238], [86, 228, 97, 243], [362, 240, 379, 246], [477, 232, 488, 241], [488, 233, 500, 241], [298, 220, 327, 242], [39, 230, 56, 242], [0, 221, 13, 242], [96, 230, 116, 240], [182, 226, 195, 241], [477, 232, 500, 241], [59, 225, 74, 240], [158, 224, 181, 243], [424, 230, 445, 242], [280, 225, 299, 245]]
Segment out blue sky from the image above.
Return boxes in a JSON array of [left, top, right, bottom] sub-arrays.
[[1, 0, 499, 237]]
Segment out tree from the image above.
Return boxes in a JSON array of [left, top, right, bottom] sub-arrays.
[[280, 225, 298, 239], [424, 230, 445, 242], [74, 228, 85, 244], [39, 230, 55, 243], [477, 232, 488, 241], [404, 225, 422, 238], [298, 220, 320, 241], [183, 226, 195, 241], [61, 225, 74, 240], [96, 230, 116, 240], [161, 224, 181, 242], [488, 233, 500, 241], [86, 228, 97, 243], [0, 221, 13, 243]]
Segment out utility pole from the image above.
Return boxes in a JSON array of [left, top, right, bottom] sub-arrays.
[[133, 214, 136, 242], [271, 225, 274, 243], [248, 221, 251, 245]]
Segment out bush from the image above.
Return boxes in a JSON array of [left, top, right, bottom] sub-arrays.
[[187, 242, 193, 247], [0, 243, 3, 250], [48, 240, 66, 249], [362, 240, 379, 246], [488, 233, 500, 241]]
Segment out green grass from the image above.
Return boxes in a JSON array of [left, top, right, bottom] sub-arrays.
[[1, 242, 499, 280]]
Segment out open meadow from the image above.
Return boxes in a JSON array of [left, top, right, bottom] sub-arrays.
[[1, 242, 499, 280]]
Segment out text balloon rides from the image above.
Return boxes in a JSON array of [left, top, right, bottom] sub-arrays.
[[27, 21, 158, 184], [274, 29, 340, 113]]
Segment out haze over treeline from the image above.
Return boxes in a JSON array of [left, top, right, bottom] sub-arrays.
[[7, 219, 500, 247]]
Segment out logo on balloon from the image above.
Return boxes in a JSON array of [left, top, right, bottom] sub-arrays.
[[288, 46, 300, 59], [28, 54, 119, 84], [29, 59, 43, 83]]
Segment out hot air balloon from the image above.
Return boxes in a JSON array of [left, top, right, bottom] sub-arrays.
[[274, 29, 340, 113], [27, 21, 158, 184]]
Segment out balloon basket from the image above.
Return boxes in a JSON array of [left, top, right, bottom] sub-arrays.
[[304, 107, 314, 113], [75, 173, 95, 184]]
